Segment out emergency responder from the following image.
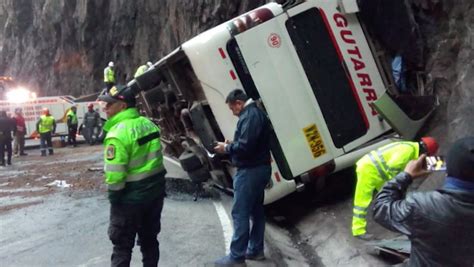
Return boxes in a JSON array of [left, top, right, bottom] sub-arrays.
[[0, 110, 15, 166], [98, 85, 166, 267], [104, 61, 116, 91], [66, 106, 78, 147], [83, 103, 100, 145], [13, 108, 27, 156], [352, 137, 438, 240], [36, 108, 56, 156], [134, 61, 153, 78]]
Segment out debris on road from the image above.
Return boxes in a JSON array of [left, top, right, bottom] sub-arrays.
[[45, 180, 72, 188]]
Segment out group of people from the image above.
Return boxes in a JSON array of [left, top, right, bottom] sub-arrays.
[[98, 84, 473, 267], [0, 108, 27, 166], [65, 104, 101, 147]]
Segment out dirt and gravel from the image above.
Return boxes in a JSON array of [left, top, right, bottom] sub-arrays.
[[0, 144, 105, 213]]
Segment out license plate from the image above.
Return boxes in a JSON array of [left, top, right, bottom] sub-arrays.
[[303, 124, 326, 158]]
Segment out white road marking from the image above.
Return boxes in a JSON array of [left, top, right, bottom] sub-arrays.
[[213, 201, 233, 255], [164, 156, 181, 167]]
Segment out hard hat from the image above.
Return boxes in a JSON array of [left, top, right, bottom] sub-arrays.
[[87, 103, 94, 108], [147, 61, 153, 67], [42, 107, 50, 115], [108, 61, 114, 67], [421, 137, 439, 156]]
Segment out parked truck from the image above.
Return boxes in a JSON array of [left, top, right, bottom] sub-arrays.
[[126, 0, 435, 204]]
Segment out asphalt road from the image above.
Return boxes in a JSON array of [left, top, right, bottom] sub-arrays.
[[0, 144, 394, 267]]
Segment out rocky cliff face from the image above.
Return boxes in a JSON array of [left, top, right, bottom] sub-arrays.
[[0, 0, 472, 144], [414, 0, 474, 147], [0, 0, 268, 96]]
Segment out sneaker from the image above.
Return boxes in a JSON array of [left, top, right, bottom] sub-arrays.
[[214, 255, 246, 267], [354, 233, 375, 241], [245, 252, 265, 261]]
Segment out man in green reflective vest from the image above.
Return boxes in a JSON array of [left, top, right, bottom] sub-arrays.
[[66, 106, 78, 147], [104, 61, 116, 91], [36, 108, 56, 156], [99, 84, 166, 267], [352, 137, 439, 240], [134, 61, 153, 78]]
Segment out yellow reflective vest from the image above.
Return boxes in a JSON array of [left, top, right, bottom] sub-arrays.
[[37, 115, 56, 134], [103, 108, 166, 203], [134, 65, 148, 78], [104, 66, 115, 83], [357, 141, 420, 181], [66, 110, 78, 125]]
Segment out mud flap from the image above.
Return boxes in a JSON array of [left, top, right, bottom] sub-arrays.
[[367, 236, 410, 262], [372, 92, 437, 139]]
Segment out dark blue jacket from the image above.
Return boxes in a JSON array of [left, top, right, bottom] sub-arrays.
[[225, 102, 271, 168]]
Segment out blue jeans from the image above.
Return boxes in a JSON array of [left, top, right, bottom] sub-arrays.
[[230, 164, 271, 260]]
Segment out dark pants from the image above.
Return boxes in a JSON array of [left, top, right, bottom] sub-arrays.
[[230, 165, 271, 260], [68, 125, 77, 146], [0, 137, 12, 165], [40, 132, 53, 156], [84, 126, 96, 145], [13, 132, 25, 155], [109, 195, 164, 267]]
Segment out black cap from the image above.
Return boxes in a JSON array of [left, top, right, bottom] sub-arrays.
[[98, 85, 136, 107], [446, 137, 474, 181]]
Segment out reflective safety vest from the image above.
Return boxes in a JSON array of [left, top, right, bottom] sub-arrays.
[[103, 108, 165, 203], [134, 65, 148, 78], [357, 141, 420, 181], [67, 110, 78, 125], [38, 115, 55, 134], [104, 66, 115, 83]]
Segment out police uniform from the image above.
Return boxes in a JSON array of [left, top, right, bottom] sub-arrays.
[[99, 85, 166, 267], [352, 141, 420, 237]]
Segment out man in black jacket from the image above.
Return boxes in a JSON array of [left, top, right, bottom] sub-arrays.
[[373, 137, 474, 266], [214, 89, 271, 266], [0, 110, 15, 166]]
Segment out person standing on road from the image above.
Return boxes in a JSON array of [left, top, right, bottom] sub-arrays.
[[214, 89, 271, 266], [83, 103, 101, 145], [36, 108, 56, 156], [104, 61, 116, 91], [13, 108, 27, 156], [99, 85, 166, 267], [66, 106, 78, 147], [373, 137, 474, 266], [0, 110, 15, 166], [352, 137, 439, 240]]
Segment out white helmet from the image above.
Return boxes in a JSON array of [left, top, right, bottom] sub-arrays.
[[147, 61, 153, 67], [108, 61, 114, 67]]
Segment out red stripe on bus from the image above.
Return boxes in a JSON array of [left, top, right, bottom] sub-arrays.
[[230, 70, 237, 80], [219, 48, 226, 59], [274, 172, 281, 182], [318, 9, 369, 129]]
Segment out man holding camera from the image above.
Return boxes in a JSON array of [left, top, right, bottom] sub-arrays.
[[373, 137, 474, 266]]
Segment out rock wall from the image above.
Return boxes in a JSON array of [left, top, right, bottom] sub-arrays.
[[413, 0, 474, 148], [0, 0, 268, 96]]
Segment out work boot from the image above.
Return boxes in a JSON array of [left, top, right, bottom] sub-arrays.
[[214, 255, 246, 267], [7, 160, 11, 166], [354, 233, 375, 241], [245, 252, 265, 261], [48, 150, 54, 155], [41, 151, 47, 157]]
